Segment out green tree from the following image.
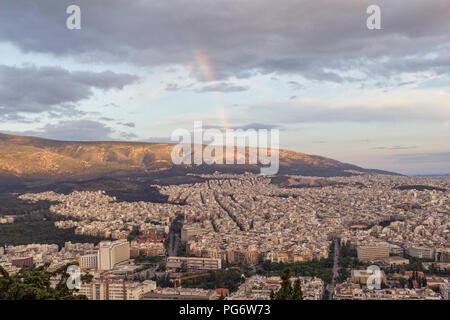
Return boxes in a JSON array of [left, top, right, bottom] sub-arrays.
[[398, 277, 407, 288], [0, 262, 88, 300], [272, 268, 293, 300], [292, 278, 303, 300]]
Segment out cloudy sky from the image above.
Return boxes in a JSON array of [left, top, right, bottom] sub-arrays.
[[0, 0, 449, 175]]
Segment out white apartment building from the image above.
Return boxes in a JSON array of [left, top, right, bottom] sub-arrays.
[[78, 279, 156, 300], [406, 245, 435, 260], [357, 244, 390, 262], [98, 240, 130, 271], [79, 253, 98, 270]]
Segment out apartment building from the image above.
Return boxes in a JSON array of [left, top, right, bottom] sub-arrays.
[[181, 225, 202, 242], [11, 256, 34, 269], [78, 279, 156, 300], [98, 240, 130, 271], [166, 256, 222, 272], [79, 253, 98, 270], [406, 245, 435, 260], [357, 244, 389, 262]]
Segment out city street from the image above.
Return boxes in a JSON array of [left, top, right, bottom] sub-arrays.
[[328, 239, 340, 300]]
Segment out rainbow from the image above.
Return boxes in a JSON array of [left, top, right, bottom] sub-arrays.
[[193, 47, 231, 131]]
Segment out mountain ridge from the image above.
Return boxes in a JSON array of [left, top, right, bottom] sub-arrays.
[[0, 132, 398, 181]]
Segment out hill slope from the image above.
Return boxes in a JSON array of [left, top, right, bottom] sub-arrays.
[[0, 133, 396, 181]]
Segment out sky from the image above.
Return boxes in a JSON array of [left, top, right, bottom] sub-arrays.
[[0, 0, 449, 175]]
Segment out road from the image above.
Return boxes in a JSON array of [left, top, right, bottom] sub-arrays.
[[168, 232, 179, 257], [167, 224, 181, 257], [328, 239, 340, 299], [135, 263, 160, 280]]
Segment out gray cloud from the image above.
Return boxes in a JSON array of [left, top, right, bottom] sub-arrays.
[[390, 152, 450, 163], [0, 65, 138, 119], [118, 122, 135, 128], [197, 82, 249, 93], [204, 123, 281, 131], [0, 120, 118, 141], [249, 99, 450, 123], [119, 131, 138, 139], [98, 116, 115, 121], [35, 120, 116, 141], [2, 1, 448, 83], [373, 145, 417, 150], [165, 83, 182, 91], [287, 81, 304, 90]]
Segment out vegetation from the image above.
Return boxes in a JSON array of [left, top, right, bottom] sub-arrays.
[[133, 255, 164, 264], [170, 214, 184, 234], [427, 262, 450, 276], [0, 193, 107, 248], [0, 262, 89, 300], [271, 268, 303, 300], [338, 242, 369, 270], [259, 241, 335, 284], [407, 271, 427, 289], [181, 268, 245, 292], [0, 221, 106, 248], [155, 274, 171, 287], [0, 194, 56, 216], [260, 259, 333, 284], [394, 185, 446, 192]]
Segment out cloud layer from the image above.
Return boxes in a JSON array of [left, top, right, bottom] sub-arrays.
[[0, 65, 138, 119], [1, 1, 449, 82]]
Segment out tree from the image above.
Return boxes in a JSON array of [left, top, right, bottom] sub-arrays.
[[292, 279, 303, 300], [274, 268, 293, 300], [0, 262, 88, 300], [408, 277, 414, 289], [272, 268, 303, 300], [398, 277, 407, 288]]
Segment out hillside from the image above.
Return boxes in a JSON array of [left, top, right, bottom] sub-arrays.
[[0, 133, 396, 182]]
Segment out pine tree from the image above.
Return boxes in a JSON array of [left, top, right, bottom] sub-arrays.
[[274, 267, 292, 300], [292, 278, 303, 300]]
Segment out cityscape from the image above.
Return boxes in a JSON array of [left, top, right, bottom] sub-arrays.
[[0, 0, 449, 311], [1, 172, 449, 300]]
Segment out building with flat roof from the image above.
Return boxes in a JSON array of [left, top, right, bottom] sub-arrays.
[[351, 269, 386, 286], [383, 256, 409, 266], [79, 253, 98, 270], [11, 256, 34, 269], [166, 256, 221, 272], [98, 240, 130, 271], [406, 245, 434, 260], [357, 244, 389, 262], [78, 279, 156, 300], [181, 225, 202, 242]]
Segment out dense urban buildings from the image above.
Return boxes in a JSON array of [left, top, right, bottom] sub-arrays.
[[2, 173, 449, 300]]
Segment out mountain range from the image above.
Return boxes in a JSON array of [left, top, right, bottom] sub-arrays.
[[0, 133, 397, 183]]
